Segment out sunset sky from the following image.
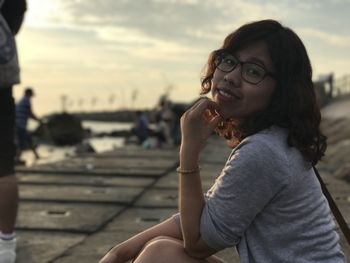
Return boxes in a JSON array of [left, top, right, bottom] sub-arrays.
[[13, 0, 350, 116]]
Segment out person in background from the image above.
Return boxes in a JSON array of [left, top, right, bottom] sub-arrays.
[[0, 0, 26, 262], [99, 19, 345, 263], [131, 110, 149, 145], [15, 87, 41, 163], [159, 99, 176, 146], [153, 112, 167, 148]]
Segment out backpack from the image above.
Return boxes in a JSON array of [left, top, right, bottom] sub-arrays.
[[0, 0, 27, 35]]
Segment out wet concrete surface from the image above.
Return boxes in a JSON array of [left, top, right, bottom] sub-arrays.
[[14, 98, 350, 262]]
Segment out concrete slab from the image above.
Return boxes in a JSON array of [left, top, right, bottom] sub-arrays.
[[322, 97, 350, 119], [53, 208, 239, 263], [17, 202, 124, 233], [134, 188, 178, 208], [153, 171, 179, 189], [19, 184, 144, 205], [105, 207, 178, 232], [51, 208, 178, 263], [321, 117, 349, 136], [51, 231, 129, 263], [153, 171, 178, 189], [154, 171, 217, 192], [16, 231, 85, 263], [200, 138, 232, 165], [319, 141, 350, 181], [17, 173, 154, 187]]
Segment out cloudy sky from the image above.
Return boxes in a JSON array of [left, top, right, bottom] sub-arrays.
[[14, 0, 350, 115]]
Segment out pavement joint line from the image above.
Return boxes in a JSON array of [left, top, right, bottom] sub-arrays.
[[90, 161, 180, 232], [152, 186, 177, 190], [18, 181, 150, 187], [15, 169, 165, 178], [16, 227, 96, 235], [19, 182, 145, 189], [133, 205, 178, 209], [19, 198, 134, 206]]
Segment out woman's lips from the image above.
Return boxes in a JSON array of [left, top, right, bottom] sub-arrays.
[[214, 87, 241, 102]]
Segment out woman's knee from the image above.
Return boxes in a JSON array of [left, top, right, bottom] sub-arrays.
[[145, 237, 182, 253], [135, 237, 183, 262]]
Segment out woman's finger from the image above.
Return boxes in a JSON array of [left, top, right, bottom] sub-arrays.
[[207, 113, 223, 130], [186, 96, 210, 113], [193, 99, 221, 119], [203, 108, 222, 123]]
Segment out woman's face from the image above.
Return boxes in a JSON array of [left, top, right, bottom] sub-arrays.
[[211, 40, 277, 120]]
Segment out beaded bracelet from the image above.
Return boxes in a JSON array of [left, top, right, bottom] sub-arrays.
[[176, 166, 200, 175]]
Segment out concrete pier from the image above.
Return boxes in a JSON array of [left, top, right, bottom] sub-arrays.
[[14, 98, 350, 262]]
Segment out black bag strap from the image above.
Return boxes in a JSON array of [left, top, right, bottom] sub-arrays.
[[313, 166, 350, 244]]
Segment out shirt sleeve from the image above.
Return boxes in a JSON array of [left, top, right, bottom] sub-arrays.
[[200, 136, 290, 251]]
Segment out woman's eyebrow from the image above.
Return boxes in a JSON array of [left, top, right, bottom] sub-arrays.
[[245, 56, 268, 68], [235, 53, 269, 67]]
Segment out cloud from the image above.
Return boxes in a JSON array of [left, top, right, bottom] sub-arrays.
[[298, 27, 350, 48], [57, 0, 292, 44], [58, 0, 222, 43]]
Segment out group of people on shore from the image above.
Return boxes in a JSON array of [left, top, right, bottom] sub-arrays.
[[131, 98, 182, 149]]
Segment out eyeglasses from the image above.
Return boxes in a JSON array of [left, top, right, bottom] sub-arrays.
[[214, 51, 276, 85]]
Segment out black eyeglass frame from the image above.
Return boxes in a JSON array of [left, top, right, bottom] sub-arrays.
[[214, 50, 276, 85]]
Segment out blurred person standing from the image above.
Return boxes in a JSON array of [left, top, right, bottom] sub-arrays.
[[15, 87, 41, 162], [131, 110, 149, 145], [0, 0, 26, 262], [159, 99, 176, 146]]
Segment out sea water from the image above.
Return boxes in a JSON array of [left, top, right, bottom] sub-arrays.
[[20, 120, 133, 167]]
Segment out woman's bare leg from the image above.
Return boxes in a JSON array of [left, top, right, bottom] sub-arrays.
[[133, 237, 225, 263]]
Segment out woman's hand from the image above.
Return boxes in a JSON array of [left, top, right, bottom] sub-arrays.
[[98, 243, 130, 263], [180, 97, 222, 156]]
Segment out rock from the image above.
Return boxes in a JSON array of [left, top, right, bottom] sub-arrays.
[[75, 142, 96, 154], [37, 113, 84, 145]]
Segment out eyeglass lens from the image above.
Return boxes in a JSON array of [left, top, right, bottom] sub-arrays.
[[215, 52, 267, 84]]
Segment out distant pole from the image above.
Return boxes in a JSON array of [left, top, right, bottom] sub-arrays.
[[68, 99, 74, 112], [165, 84, 174, 96], [131, 89, 138, 109], [109, 94, 115, 110], [78, 98, 84, 112], [61, 95, 68, 113], [91, 96, 97, 110], [121, 90, 125, 109]]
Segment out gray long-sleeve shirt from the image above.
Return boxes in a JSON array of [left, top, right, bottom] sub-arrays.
[[176, 126, 345, 262]]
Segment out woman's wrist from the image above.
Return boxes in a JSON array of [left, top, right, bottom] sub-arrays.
[[179, 146, 200, 170]]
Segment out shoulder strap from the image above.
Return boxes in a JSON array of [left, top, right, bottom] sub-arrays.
[[313, 166, 350, 244]]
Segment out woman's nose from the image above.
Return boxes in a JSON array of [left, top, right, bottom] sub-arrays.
[[223, 64, 242, 86]]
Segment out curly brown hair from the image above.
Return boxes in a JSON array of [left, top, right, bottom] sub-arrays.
[[200, 19, 326, 165]]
